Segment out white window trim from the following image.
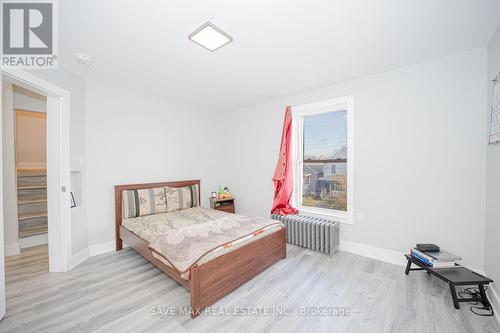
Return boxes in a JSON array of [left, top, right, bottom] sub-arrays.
[[291, 96, 354, 224]]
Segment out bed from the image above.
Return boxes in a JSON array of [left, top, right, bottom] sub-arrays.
[[115, 180, 286, 318]]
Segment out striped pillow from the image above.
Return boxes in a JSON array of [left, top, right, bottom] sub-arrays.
[[164, 184, 200, 212], [122, 187, 167, 219]]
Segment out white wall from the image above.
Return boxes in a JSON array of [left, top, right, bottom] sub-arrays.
[[485, 25, 500, 299], [84, 81, 225, 248], [224, 48, 488, 270]]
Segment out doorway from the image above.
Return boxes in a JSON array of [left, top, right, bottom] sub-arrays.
[[1, 70, 72, 319], [7, 87, 49, 258]]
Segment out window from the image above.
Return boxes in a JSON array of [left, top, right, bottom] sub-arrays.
[[292, 97, 353, 223]]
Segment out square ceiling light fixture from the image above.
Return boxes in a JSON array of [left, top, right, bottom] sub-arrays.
[[188, 21, 233, 52]]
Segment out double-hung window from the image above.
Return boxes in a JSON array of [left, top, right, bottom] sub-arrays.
[[292, 96, 353, 223]]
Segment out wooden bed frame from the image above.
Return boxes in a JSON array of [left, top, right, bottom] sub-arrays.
[[115, 180, 286, 318]]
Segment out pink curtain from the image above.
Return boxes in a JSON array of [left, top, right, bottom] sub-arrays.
[[271, 106, 298, 215]]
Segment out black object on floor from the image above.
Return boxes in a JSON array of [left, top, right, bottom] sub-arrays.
[[416, 243, 440, 252], [404, 254, 493, 311]]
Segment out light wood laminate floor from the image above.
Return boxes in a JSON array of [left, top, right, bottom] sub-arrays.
[[1, 245, 499, 333]]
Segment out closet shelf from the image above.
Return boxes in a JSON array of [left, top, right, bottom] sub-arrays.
[[18, 184, 47, 190], [19, 227, 48, 238], [17, 169, 48, 240], [18, 197, 47, 205], [18, 212, 48, 221]]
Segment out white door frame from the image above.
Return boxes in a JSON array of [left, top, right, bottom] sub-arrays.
[[1, 69, 72, 273]]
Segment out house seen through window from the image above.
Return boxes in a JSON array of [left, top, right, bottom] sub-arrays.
[[302, 110, 348, 211]]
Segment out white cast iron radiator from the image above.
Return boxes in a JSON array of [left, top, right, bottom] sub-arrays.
[[271, 214, 340, 255]]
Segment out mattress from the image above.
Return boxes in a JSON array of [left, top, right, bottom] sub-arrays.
[[121, 206, 283, 279]]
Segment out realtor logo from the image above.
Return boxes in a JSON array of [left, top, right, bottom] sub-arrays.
[[2, 0, 58, 68]]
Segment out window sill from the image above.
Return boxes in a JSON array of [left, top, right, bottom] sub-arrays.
[[298, 207, 353, 224]]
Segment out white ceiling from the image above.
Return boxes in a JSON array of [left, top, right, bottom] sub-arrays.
[[59, 0, 500, 110]]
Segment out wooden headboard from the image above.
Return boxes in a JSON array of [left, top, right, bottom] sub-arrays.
[[114, 179, 201, 250]]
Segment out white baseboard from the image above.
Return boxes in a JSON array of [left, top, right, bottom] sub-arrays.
[[69, 247, 89, 270], [88, 241, 116, 256], [69, 240, 127, 270], [4, 242, 20, 256], [340, 239, 406, 266], [19, 233, 48, 249], [487, 284, 500, 325], [77, 240, 130, 260]]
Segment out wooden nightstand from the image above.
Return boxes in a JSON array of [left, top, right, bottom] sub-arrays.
[[210, 197, 235, 214]]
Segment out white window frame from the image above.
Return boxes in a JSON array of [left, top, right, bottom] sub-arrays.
[[291, 96, 354, 224]]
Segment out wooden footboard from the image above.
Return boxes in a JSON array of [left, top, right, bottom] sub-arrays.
[[189, 227, 286, 318]]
